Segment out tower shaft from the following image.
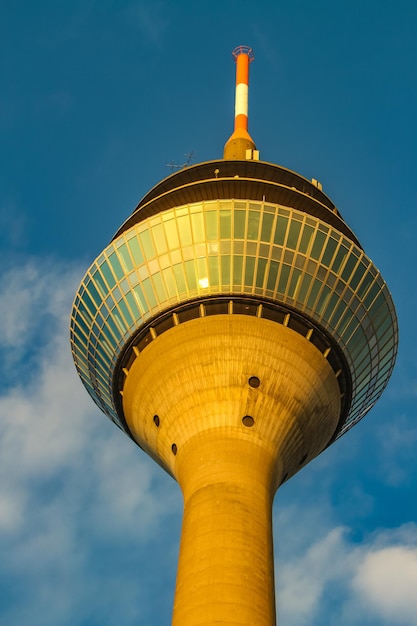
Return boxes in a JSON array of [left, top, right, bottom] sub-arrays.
[[172, 435, 276, 626]]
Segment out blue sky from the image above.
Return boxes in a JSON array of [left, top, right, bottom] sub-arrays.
[[0, 1, 416, 624]]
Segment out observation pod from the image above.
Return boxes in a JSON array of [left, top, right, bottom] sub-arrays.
[[70, 46, 398, 626]]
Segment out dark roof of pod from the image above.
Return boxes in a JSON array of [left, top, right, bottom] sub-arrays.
[[112, 159, 362, 248]]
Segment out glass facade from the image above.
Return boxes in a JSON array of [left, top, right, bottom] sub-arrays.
[[70, 199, 398, 436]]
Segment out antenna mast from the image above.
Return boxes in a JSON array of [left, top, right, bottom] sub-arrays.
[[223, 45, 258, 160]]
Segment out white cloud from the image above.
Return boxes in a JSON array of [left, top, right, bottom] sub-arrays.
[[351, 526, 417, 625], [277, 526, 352, 625], [275, 503, 417, 626], [0, 258, 179, 625]]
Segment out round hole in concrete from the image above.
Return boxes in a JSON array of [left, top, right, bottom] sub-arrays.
[[242, 415, 255, 427]]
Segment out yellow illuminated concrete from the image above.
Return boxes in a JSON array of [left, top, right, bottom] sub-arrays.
[[223, 127, 256, 160], [122, 315, 341, 625]]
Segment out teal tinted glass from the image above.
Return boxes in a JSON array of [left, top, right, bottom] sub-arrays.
[[310, 230, 326, 261], [286, 220, 301, 250], [267, 260, 278, 291], [233, 255, 243, 285], [278, 264, 290, 294], [127, 237, 144, 265], [321, 237, 338, 267], [274, 216, 288, 245], [299, 224, 314, 254], [260, 213, 274, 242], [247, 211, 260, 240], [244, 256, 255, 286], [100, 261, 116, 289], [118, 243, 134, 272], [332, 245, 348, 273], [108, 252, 124, 281], [256, 258, 267, 288]]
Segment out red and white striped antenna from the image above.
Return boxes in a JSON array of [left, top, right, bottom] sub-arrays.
[[223, 46, 258, 160]]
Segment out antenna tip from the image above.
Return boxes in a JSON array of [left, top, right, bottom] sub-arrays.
[[232, 45, 254, 63]]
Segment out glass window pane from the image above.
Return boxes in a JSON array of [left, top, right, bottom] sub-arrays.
[[118, 300, 133, 326], [260, 213, 274, 243], [92, 270, 107, 297], [247, 211, 260, 240], [363, 282, 381, 308], [297, 273, 312, 303], [288, 268, 302, 298], [331, 244, 348, 273], [234, 211, 246, 239], [152, 223, 167, 254], [349, 260, 367, 291], [357, 270, 374, 299], [220, 210, 232, 239], [205, 211, 218, 240], [299, 224, 314, 254], [310, 230, 327, 261], [139, 230, 155, 257], [286, 220, 301, 250], [208, 256, 219, 286], [341, 254, 359, 282], [178, 215, 192, 246], [108, 252, 124, 281], [173, 264, 187, 294], [316, 285, 331, 315], [233, 255, 243, 286], [278, 264, 290, 294], [267, 260, 279, 291], [142, 278, 157, 307], [321, 237, 338, 267], [153, 273, 167, 302], [125, 290, 141, 318], [221, 255, 231, 286], [256, 258, 267, 288], [306, 278, 322, 309], [274, 216, 288, 246], [326, 294, 344, 323], [244, 256, 255, 286], [100, 261, 116, 290], [185, 260, 197, 290], [162, 267, 177, 298], [118, 243, 134, 272], [191, 212, 205, 242], [86, 281, 101, 307], [164, 220, 180, 250]]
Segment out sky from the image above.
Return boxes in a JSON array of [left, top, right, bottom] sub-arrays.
[[0, 1, 416, 624]]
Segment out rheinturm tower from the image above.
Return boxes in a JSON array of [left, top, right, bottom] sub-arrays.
[[70, 47, 398, 625]]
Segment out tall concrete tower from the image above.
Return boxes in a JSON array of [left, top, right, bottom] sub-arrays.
[[70, 46, 398, 625]]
